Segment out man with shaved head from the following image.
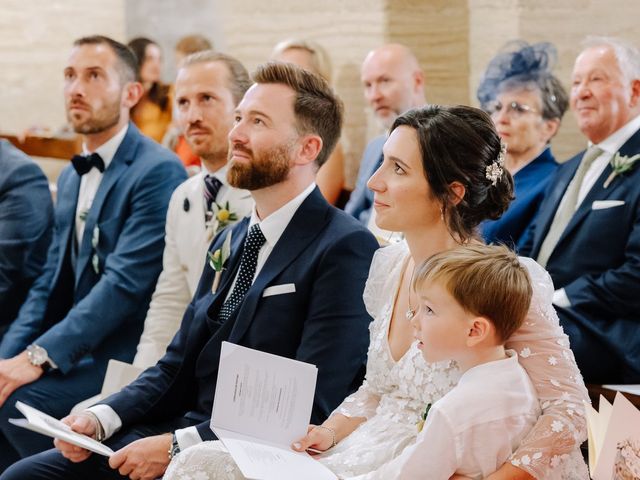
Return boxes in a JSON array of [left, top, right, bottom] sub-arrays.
[[345, 44, 426, 228]]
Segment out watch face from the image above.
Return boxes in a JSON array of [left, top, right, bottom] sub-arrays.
[[27, 345, 48, 366]]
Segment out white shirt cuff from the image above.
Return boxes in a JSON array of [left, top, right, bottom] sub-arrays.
[[552, 288, 571, 308], [86, 405, 122, 440], [175, 426, 202, 450]]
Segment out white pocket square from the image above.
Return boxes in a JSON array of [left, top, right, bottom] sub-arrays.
[[262, 283, 296, 297], [592, 200, 625, 210]]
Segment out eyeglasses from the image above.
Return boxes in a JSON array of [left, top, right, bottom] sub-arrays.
[[485, 101, 539, 118]]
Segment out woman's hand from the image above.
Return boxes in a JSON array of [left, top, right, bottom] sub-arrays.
[[291, 425, 335, 454]]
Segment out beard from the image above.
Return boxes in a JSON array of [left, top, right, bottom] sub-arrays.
[[227, 142, 293, 190], [66, 98, 121, 135]]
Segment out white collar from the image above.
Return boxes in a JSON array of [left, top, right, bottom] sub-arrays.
[[82, 124, 129, 170], [591, 114, 640, 155], [248, 182, 316, 249]]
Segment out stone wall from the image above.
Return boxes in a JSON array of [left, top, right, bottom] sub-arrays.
[[2, 0, 640, 183], [0, 0, 124, 134]]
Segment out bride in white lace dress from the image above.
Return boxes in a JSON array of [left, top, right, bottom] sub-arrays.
[[164, 105, 589, 480]]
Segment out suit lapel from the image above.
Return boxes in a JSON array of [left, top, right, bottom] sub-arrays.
[[54, 172, 81, 280], [551, 127, 640, 250], [228, 188, 330, 343], [75, 124, 138, 286], [204, 218, 249, 329], [531, 156, 581, 255]]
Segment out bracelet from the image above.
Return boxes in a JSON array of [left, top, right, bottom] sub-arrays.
[[313, 425, 337, 448], [81, 411, 105, 442], [168, 433, 180, 461]]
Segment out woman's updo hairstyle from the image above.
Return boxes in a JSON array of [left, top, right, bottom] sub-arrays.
[[391, 104, 514, 242]]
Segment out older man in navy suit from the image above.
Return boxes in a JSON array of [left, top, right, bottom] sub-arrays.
[[0, 36, 186, 469], [520, 36, 640, 384], [2, 62, 378, 480], [0, 141, 53, 335]]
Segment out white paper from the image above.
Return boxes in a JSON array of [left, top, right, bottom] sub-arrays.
[[9, 401, 113, 457], [592, 393, 640, 480], [211, 342, 336, 480], [100, 359, 144, 397]]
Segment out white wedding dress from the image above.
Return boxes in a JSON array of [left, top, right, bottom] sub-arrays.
[[163, 242, 590, 480]]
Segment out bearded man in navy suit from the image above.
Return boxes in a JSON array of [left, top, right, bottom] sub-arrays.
[[0, 36, 186, 469], [2, 62, 378, 480], [520, 36, 640, 384]]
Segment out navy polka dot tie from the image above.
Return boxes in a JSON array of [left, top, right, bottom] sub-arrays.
[[218, 224, 266, 323]]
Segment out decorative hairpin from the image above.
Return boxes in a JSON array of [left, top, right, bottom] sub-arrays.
[[485, 142, 507, 186]]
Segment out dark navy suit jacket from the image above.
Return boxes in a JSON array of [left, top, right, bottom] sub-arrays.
[[102, 187, 378, 440], [520, 127, 640, 382], [0, 140, 53, 331], [0, 124, 186, 375]]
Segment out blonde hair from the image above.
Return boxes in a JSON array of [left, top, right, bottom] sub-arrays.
[[175, 34, 213, 56], [271, 38, 333, 83], [413, 244, 532, 341]]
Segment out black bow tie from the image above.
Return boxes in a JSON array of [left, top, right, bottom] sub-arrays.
[[71, 153, 105, 176]]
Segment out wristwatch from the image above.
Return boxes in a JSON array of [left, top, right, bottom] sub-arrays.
[[26, 344, 54, 370]]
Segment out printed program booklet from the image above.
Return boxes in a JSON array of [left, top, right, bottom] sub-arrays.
[[9, 401, 113, 457], [210, 342, 337, 480]]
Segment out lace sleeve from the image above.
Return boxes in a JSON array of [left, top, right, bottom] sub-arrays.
[[333, 242, 407, 420], [506, 258, 590, 478]]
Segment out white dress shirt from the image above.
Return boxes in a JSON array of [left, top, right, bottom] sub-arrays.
[[75, 125, 128, 245], [352, 351, 540, 480], [553, 114, 640, 308], [88, 182, 317, 449]]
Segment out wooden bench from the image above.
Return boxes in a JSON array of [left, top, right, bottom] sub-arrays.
[[0, 133, 81, 160], [586, 384, 640, 409]]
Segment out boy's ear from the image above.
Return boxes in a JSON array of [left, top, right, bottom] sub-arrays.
[[466, 316, 493, 347]]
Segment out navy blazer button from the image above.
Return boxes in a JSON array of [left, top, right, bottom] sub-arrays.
[[183, 198, 190, 212]]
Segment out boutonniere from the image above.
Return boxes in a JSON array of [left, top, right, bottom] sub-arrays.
[[416, 403, 432, 433], [207, 230, 232, 294], [604, 152, 640, 188], [206, 202, 239, 240], [91, 226, 100, 274]]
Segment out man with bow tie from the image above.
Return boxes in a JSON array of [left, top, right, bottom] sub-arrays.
[[0, 35, 186, 468], [520, 36, 640, 384]]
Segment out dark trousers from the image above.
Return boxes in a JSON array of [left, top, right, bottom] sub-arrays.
[[0, 417, 192, 480], [0, 357, 105, 471]]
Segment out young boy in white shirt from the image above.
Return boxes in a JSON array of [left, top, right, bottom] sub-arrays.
[[375, 244, 540, 480]]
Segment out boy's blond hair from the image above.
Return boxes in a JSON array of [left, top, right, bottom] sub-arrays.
[[413, 244, 532, 341]]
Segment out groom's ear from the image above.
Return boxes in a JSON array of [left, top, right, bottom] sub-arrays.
[[466, 316, 494, 347]]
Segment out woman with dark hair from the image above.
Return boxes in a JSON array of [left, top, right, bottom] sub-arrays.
[[128, 37, 173, 143], [478, 41, 569, 249], [163, 105, 589, 480]]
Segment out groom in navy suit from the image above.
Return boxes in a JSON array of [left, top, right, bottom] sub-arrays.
[[2, 62, 378, 480], [0, 36, 186, 469], [520, 37, 640, 384]]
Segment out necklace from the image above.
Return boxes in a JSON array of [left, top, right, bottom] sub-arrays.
[[405, 261, 416, 320]]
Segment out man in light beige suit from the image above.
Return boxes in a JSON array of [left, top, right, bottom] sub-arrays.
[[133, 51, 254, 366]]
